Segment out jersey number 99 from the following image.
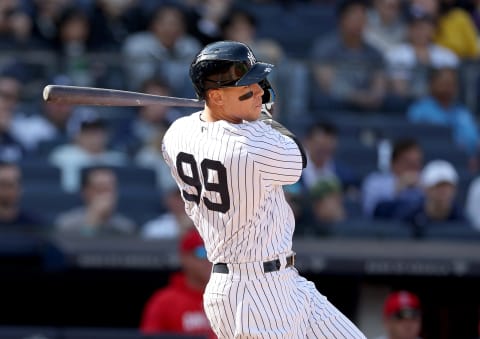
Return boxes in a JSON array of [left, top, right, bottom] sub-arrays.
[[176, 152, 230, 213]]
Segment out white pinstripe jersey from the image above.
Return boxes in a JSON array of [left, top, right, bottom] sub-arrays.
[[162, 111, 303, 264]]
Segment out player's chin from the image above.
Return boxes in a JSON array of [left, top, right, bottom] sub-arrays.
[[251, 106, 263, 120], [243, 110, 261, 122]]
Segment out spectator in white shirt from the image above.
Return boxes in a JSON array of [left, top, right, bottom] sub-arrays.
[[49, 108, 127, 192], [385, 5, 458, 101]]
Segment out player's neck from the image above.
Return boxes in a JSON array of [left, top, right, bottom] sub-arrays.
[[203, 106, 242, 124]]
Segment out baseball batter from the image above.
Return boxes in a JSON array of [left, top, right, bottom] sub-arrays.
[[162, 41, 366, 338]]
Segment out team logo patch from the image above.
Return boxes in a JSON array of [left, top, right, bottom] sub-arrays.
[[247, 51, 256, 66]]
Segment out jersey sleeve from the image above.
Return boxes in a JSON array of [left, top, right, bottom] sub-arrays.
[[242, 121, 304, 186]]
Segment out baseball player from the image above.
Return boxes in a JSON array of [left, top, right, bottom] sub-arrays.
[[161, 40, 366, 338]]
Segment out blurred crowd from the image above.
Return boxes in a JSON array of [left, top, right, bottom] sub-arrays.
[[0, 0, 480, 240]]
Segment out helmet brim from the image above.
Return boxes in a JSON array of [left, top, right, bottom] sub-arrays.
[[236, 62, 274, 86]]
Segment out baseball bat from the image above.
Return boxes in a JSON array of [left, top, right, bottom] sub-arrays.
[[43, 85, 205, 108]]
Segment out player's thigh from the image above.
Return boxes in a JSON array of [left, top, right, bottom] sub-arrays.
[[203, 273, 236, 338], [204, 270, 308, 338], [237, 269, 309, 338], [299, 275, 366, 339]]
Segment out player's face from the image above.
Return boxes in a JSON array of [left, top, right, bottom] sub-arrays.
[[181, 247, 212, 288], [386, 313, 421, 339], [218, 83, 264, 123]]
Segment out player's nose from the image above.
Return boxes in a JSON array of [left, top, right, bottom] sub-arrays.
[[252, 83, 264, 97]]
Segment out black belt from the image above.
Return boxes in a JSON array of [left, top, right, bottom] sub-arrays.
[[213, 255, 295, 274]]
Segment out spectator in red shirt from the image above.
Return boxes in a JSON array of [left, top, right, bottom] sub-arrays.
[[140, 227, 215, 338]]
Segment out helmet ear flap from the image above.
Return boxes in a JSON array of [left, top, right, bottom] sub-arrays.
[[260, 79, 275, 104], [190, 60, 206, 99]]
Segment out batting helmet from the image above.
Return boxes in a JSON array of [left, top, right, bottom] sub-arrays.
[[189, 40, 275, 102]]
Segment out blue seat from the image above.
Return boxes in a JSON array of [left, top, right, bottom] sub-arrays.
[[0, 326, 59, 339], [252, 3, 337, 59], [329, 219, 413, 239], [344, 199, 363, 218], [110, 166, 157, 189], [335, 143, 378, 178], [21, 189, 81, 225], [422, 222, 480, 241], [61, 327, 207, 339], [20, 161, 62, 191], [118, 189, 164, 225], [61, 328, 142, 339]]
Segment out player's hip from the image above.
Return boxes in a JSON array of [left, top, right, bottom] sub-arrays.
[[209, 252, 296, 280]]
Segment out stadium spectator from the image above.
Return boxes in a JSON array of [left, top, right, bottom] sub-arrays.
[[375, 290, 423, 339], [407, 67, 479, 171], [310, 0, 388, 112], [134, 126, 176, 191], [220, 7, 284, 65], [466, 176, 480, 231], [409, 0, 479, 58], [12, 74, 74, 152], [0, 0, 37, 49], [49, 107, 127, 192], [54, 166, 136, 236], [471, 0, 480, 32], [0, 95, 24, 163], [141, 186, 194, 240], [434, 0, 480, 59], [411, 0, 479, 60], [140, 227, 215, 338], [297, 177, 347, 236], [385, 5, 459, 101], [364, 0, 407, 56], [186, 0, 234, 45], [122, 3, 201, 91], [399, 159, 465, 233], [0, 162, 46, 230], [88, 0, 145, 52], [362, 138, 424, 216], [27, 0, 73, 49], [409, 0, 437, 15], [54, 5, 94, 87], [301, 121, 360, 193], [0, 64, 26, 114], [114, 76, 183, 157]]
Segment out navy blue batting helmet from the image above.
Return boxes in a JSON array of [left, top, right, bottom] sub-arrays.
[[189, 40, 274, 101]]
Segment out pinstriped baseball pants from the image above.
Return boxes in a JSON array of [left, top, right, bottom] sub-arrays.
[[203, 257, 367, 339]]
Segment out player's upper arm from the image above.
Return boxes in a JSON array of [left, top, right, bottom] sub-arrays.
[[243, 121, 303, 185]]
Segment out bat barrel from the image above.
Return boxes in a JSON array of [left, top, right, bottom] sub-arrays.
[[43, 85, 205, 108]]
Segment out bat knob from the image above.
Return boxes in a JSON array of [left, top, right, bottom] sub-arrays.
[[43, 85, 53, 102]]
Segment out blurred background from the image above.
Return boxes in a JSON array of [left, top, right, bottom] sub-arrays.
[[1, 0, 480, 338]]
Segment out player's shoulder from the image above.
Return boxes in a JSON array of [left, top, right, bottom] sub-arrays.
[[226, 119, 274, 141], [164, 111, 201, 138], [169, 111, 200, 128]]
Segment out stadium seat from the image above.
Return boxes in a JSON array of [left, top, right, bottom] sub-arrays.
[[21, 189, 81, 225], [0, 326, 59, 339], [117, 189, 164, 225], [61, 328, 142, 339], [20, 161, 62, 192], [422, 222, 480, 241], [109, 166, 157, 190], [251, 3, 337, 59], [61, 328, 207, 339], [329, 219, 414, 239]]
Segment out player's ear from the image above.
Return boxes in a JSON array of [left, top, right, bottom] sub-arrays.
[[208, 89, 224, 106]]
